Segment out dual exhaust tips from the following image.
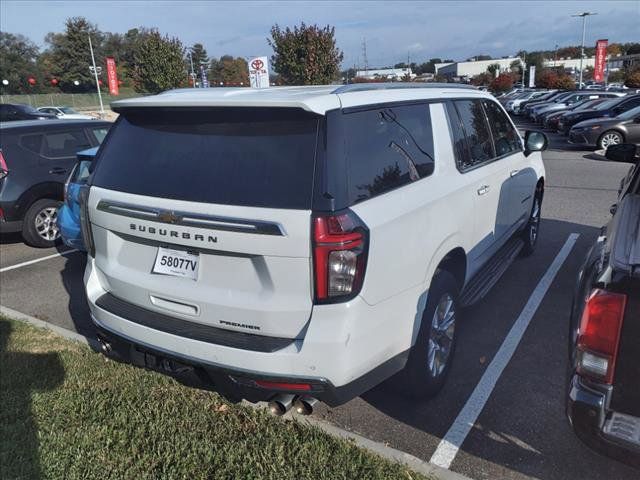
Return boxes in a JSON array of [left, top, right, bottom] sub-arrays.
[[268, 394, 318, 416]]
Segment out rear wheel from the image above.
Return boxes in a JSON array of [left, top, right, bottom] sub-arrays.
[[395, 270, 459, 399], [598, 130, 623, 150], [22, 199, 62, 248], [521, 188, 542, 256]]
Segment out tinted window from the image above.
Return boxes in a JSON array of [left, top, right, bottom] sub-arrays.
[[92, 108, 319, 209], [91, 127, 109, 143], [445, 102, 471, 170], [20, 134, 44, 154], [483, 100, 522, 156], [343, 104, 434, 204], [453, 100, 494, 168], [43, 130, 92, 158]]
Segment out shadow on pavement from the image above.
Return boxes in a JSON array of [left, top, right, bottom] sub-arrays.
[[0, 320, 65, 479], [350, 218, 638, 480]]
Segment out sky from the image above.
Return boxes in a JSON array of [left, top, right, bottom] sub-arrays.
[[1, 0, 639, 68]]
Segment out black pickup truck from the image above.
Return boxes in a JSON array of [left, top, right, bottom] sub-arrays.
[[567, 143, 640, 469]]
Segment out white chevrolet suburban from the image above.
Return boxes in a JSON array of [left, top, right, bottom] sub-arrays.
[[81, 84, 546, 415]]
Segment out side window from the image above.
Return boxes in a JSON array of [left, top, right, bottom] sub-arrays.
[[91, 127, 109, 144], [42, 130, 92, 158], [445, 102, 472, 170], [20, 134, 44, 154], [453, 100, 494, 168], [344, 103, 435, 204], [482, 100, 522, 157]]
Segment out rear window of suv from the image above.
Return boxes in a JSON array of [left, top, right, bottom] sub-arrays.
[[91, 108, 319, 209]]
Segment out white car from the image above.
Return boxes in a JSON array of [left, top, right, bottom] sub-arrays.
[[79, 84, 546, 414], [37, 106, 95, 120]]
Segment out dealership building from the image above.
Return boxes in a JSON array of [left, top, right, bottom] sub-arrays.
[[435, 57, 522, 80]]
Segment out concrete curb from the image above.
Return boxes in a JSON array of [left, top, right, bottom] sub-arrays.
[[0, 305, 100, 350], [2, 305, 473, 480]]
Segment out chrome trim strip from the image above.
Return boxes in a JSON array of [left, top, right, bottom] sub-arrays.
[[97, 200, 285, 236]]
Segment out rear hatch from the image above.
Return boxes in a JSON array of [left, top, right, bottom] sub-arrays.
[[88, 107, 320, 339]]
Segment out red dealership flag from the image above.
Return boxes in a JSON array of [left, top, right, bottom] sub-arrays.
[[594, 39, 608, 83], [106, 57, 119, 95]]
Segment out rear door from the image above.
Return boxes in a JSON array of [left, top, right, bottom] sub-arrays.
[[482, 99, 535, 230], [446, 99, 511, 271], [41, 128, 93, 178], [88, 108, 320, 339]]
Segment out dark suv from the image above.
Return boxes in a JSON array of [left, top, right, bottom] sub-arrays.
[[567, 143, 640, 469], [0, 119, 111, 247], [0, 103, 58, 121]]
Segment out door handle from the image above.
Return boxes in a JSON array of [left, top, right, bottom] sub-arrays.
[[477, 185, 490, 196], [49, 168, 67, 175], [510, 169, 519, 177]]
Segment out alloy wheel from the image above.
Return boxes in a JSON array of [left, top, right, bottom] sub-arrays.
[[427, 293, 456, 378], [34, 207, 60, 241], [529, 197, 541, 245], [600, 132, 622, 149]]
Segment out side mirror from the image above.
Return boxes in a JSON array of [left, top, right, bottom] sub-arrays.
[[605, 143, 638, 163], [524, 131, 548, 156]]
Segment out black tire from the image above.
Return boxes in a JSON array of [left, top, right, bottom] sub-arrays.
[[597, 130, 624, 150], [520, 188, 542, 257], [21, 198, 62, 248], [394, 270, 459, 399]]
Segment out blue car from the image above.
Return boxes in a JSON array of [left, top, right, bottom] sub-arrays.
[[57, 147, 98, 250]]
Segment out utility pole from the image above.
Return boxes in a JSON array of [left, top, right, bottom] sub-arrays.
[[88, 33, 104, 116], [362, 38, 368, 72], [188, 51, 196, 87], [572, 12, 597, 90]]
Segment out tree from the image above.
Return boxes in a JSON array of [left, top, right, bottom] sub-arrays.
[[489, 73, 515, 93], [189, 43, 209, 69], [555, 75, 575, 90], [209, 55, 248, 86], [0, 32, 41, 93], [625, 69, 640, 88], [471, 72, 493, 86], [268, 22, 343, 85], [45, 17, 104, 92], [536, 69, 559, 89], [132, 30, 185, 93]]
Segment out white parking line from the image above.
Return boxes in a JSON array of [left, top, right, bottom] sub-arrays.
[[0, 249, 79, 273], [430, 233, 579, 470]]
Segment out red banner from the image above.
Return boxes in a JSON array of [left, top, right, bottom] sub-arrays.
[[106, 57, 119, 95], [594, 39, 608, 83]]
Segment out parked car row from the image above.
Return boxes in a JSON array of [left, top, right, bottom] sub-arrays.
[[508, 91, 640, 150], [0, 103, 97, 122]]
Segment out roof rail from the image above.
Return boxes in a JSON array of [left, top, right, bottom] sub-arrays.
[[332, 82, 478, 94]]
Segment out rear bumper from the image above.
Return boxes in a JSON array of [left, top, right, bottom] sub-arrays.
[[567, 374, 640, 468], [84, 257, 420, 405]]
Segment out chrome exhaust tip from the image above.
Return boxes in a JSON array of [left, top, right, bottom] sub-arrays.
[[268, 394, 295, 416], [293, 396, 318, 416], [97, 336, 112, 354]]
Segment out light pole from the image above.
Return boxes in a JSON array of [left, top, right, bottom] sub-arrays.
[[88, 33, 104, 116], [572, 12, 597, 89], [188, 51, 196, 87]]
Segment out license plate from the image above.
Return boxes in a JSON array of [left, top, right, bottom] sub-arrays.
[[152, 247, 199, 280]]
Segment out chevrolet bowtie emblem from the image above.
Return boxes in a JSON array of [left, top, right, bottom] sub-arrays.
[[157, 211, 180, 224]]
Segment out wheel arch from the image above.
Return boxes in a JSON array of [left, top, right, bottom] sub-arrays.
[[433, 247, 467, 294]]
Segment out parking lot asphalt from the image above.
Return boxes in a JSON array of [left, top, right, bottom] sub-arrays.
[[0, 119, 637, 480]]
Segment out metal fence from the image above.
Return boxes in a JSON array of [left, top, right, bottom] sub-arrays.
[[0, 92, 141, 111]]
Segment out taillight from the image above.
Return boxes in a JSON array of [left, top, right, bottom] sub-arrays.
[[78, 185, 96, 257], [576, 289, 627, 384], [0, 150, 8, 180], [312, 210, 368, 303]]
